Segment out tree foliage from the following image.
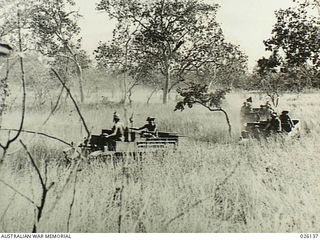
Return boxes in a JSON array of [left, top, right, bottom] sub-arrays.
[[257, 2, 320, 88], [0, 0, 88, 103], [29, 0, 81, 56], [29, 0, 87, 102], [293, 0, 320, 14], [95, 37, 159, 103], [175, 83, 230, 111], [96, 0, 247, 104]]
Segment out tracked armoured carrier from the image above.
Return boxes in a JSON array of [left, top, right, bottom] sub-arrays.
[[240, 116, 301, 141], [80, 129, 180, 158]]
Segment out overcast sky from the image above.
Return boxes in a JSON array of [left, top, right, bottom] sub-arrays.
[[75, 0, 295, 70]]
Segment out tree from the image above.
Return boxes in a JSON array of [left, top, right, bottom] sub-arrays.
[[0, 0, 87, 104], [97, 0, 247, 104], [175, 83, 232, 136], [0, 6, 27, 161], [195, 46, 248, 89], [293, 0, 320, 14], [29, 0, 87, 103], [247, 72, 291, 107], [257, 3, 320, 88], [0, 43, 13, 127], [95, 37, 160, 104]]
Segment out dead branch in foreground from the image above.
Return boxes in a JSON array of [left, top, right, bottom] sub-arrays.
[[0, 128, 73, 147], [50, 68, 90, 140], [66, 170, 78, 232], [0, 179, 36, 206], [20, 140, 55, 233]]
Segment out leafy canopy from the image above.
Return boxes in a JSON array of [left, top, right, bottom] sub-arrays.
[[96, 0, 247, 92], [258, 3, 320, 75], [175, 83, 230, 111]]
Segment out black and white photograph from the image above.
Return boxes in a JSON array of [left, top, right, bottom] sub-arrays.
[[0, 0, 320, 237]]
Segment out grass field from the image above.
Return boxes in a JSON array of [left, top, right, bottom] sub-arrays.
[[0, 88, 320, 233]]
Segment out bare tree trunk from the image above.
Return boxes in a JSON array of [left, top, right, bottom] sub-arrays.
[[219, 108, 232, 137], [163, 63, 170, 104], [60, 43, 85, 103], [208, 65, 217, 90], [75, 61, 84, 103], [117, 160, 126, 233], [121, 37, 130, 104], [195, 101, 232, 137], [56, 53, 84, 103], [0, 57, 10, 128], [122, 76, 127, 104], [128, 88, 133, 107], [146, 88, 158, 105], [66, 171, 78, 232]]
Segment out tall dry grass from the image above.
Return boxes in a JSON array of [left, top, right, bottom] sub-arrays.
[[0, 90, 320, 233]]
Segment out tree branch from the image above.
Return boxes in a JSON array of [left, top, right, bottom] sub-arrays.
[[50, 68, 90, 139], [19, 140, 55, 233], [0, 193, 16, 229], [20, 140, 46, 189], [0, 179, 36, 206], [0, 128, 73, 147], [193, 100, 232, 136], [66, 171, 78, 232], [168, 78, 185, 92]]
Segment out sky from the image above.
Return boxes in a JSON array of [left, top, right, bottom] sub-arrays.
[[75, 0, 295, 70]]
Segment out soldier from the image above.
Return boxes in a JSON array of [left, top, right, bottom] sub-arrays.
[[246, 101, 252, 112], [265, 101, 274, 115], [279, 110, 294, 132], [105, 113, 125, 141], [130, 116, 158, 138], [259, 104, 273, 121], [103, 114, 125, 150], [264, 112, 282, 134], [240, 102, 248, 120], [241, 100, 255, 124]]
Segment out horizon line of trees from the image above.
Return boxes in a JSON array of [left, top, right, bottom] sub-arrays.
[[0, 0, 319, 108], [1, 0, 249, 104]]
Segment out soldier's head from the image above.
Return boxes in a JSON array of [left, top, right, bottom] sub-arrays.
[[281, 110, 289, 115], [146, 117, 155, 123], [271, 112, 277, 118], [113, 114, 120, 123]]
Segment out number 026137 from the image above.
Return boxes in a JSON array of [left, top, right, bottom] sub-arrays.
[[300, 234, 319, 239]]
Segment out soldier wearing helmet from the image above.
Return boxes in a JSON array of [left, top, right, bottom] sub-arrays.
[[104, 113, 125, 141], [279, 110, 294, 132], [130, 116, 158, 138], [264, 112, 282, 133]]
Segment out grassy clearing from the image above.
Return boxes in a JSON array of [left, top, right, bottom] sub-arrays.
[[0, 91, 320, 232]]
